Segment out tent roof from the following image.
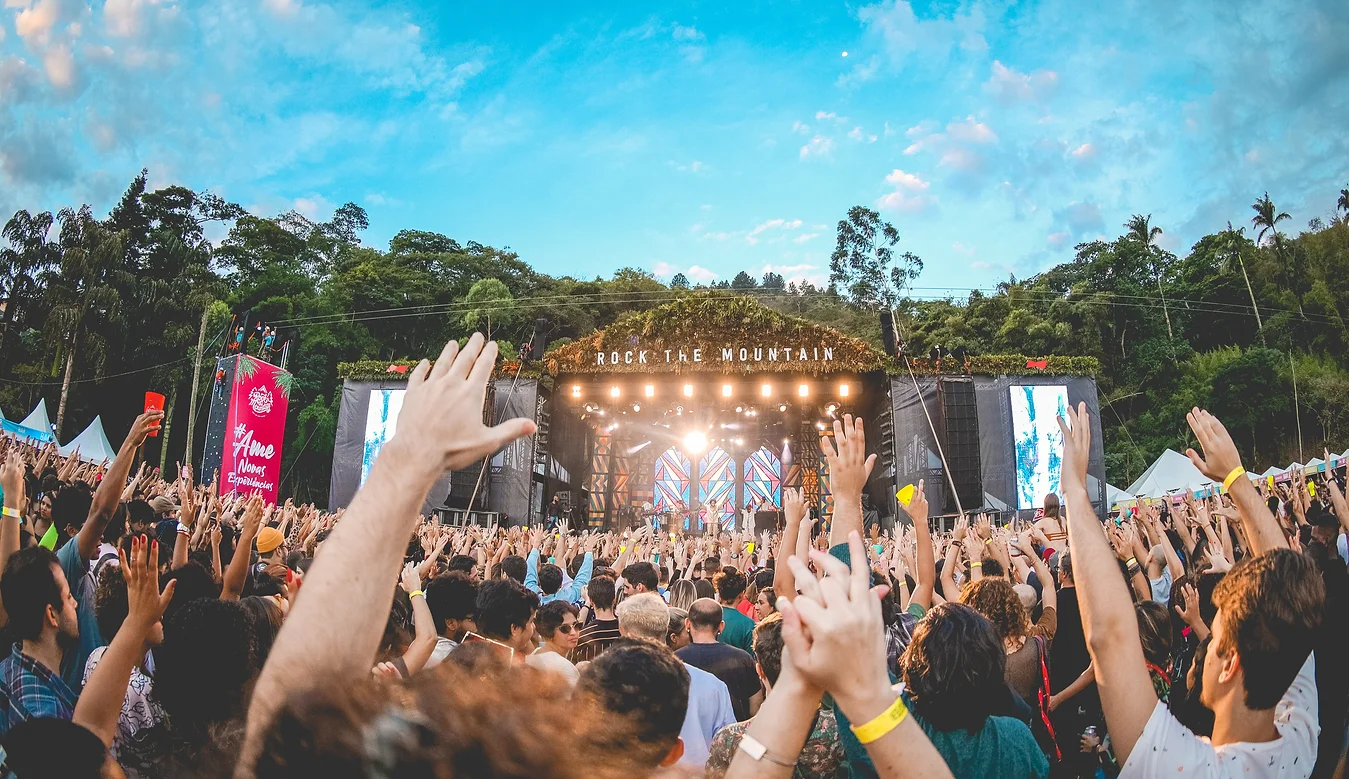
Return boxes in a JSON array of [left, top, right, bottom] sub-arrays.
[[1125, 449, 1217, 498], [1259, 466, 1285, 477], [58, 416, 117, 463], [1106, 483, 1133, 507], [19, 400, 52, 433]]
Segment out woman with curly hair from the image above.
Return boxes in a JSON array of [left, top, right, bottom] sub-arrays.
[[961, 577, 1057, 706]]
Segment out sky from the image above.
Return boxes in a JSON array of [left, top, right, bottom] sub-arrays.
[[0, 0, 1346, 293]]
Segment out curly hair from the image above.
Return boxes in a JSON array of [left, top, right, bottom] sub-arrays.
[[960, 577, 1028, 643], [94, 564, 129, 643], [902, 603, 1007, 733]]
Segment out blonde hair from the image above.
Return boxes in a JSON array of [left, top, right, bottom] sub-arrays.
[[616, 593, 670, 642]]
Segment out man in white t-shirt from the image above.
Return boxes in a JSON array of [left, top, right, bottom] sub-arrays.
[[1056, 404, 1326, 779]]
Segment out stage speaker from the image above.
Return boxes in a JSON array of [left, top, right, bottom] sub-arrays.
[[879, 309, 898, 356], [938, 377, 983, 513], [530, 318, 550, 360]]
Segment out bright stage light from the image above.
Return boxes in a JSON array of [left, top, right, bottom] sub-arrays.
[[683, 430, 708, 455], [778, 403, 788, 412], [815, 422, 826, 430], [839, 383, 850, 398], [610, 386, 621, 398], [735, 405, 743, 413], [683, 384, 693, 398], [571, 385, 581, 399], [761, 384, 772, 397], [645, 384, 655, 398], [798, 384, 809, 397], [825, 403, 839, 418], [632, 403, 641, 412], [722, 384, 733, 398]]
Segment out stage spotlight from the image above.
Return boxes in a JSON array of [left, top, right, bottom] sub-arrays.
[[676, 405, 684, 414], [778, 403, 788, 412], [583, 402, 598, 414], [571, 385, 581, 399], [683, 430, 708, 455], [798, 384, 809, 398], [683, 384, 693, 398], [839, 383, 850, 398], [735, 405, 743, 413], [722, 384, 733, 398], [610, 386, 621, 398], [632, 403, 641, 412], [825, 403, 839, 418], [761, 384, 772, 397], [815, 422, 826, 431], [645, 384, 655, 398]]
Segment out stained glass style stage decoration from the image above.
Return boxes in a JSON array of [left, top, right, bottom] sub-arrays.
[[699, 446, 737, 530], [743, 446, 782, 508], [654, 446, 692, 527]]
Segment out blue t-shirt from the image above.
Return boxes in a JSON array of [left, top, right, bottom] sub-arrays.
[[905, 692, 1049, 779], [56, 539, 104, 692]]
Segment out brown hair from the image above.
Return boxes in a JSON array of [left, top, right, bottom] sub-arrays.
[[1211, 549, 1324, 709], [960, 578, 1028, 643], [255, 664, 641, 778], [1042, 493, 1060, 520]]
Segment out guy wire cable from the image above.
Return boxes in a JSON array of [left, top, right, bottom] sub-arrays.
[[465, 323, 537, 521], [893, 329, 966, 520]]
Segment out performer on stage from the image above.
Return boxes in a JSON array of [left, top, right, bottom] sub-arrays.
[[545, 494, 563, 532]]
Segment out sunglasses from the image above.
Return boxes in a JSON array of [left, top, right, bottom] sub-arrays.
[[556, 623, 577, 635]]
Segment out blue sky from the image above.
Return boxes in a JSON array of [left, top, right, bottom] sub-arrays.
[[1, 0, 1346, 292]]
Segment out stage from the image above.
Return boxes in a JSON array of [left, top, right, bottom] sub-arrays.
[[326, 295, 1107, 528]]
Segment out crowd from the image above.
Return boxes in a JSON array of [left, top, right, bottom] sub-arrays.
[[0, 333, 1344, 778]]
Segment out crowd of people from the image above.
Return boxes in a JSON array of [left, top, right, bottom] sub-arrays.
[[0, 333, 1344, 778]]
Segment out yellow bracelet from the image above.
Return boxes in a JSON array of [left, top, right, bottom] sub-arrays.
[[850, 696, 909, 744], [1222, 467, 1246, 492], [1126, 557, 1137, 569], [970, 561, 983, 568], [1, 507, 20, 519], [408, 590, 424, 599]]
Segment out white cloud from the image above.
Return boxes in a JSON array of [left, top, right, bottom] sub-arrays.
[[760, 262, 827, 287], [1047, 231, 1071, 249], [952, 242, 975, 256], [791, 120, 810, 135], [845, 0, 986, 84], [291, 194, 332, 220], [684, 265, 718, 283], [799, 135, 833, 160], [1054, 201, 1104, 237], [262, 0, 301, 18], [847, 126, 876, 142], [1070, 143, 1096, 160], [672, 24, 703, 41], [878, 168, 935, 212], [983, 60, 1059, 104], [652, 261, 718, 284], [793, 233, 820, 244], [669, 159, 705, 174], [945, 116, 997, 144], [815, 110, 837, 120], [41, 43, 75, 88], [747, 218, 804, 244]]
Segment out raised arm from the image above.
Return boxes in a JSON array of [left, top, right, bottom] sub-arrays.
[[0, 452, 25, 624], [1015, 533, 1056, 613], [824, 415, 875, 548], [221, 495, 264, 601], [903, 480, 935, 611], [1184, 408, 1286, 555], [79, 411, 161, 561], [239, 335, 534, 777], [74, 535, 174, 748], [774, 488, 805, 602], [395, 562, 437, 677], [1058, 403, 1155, 764]]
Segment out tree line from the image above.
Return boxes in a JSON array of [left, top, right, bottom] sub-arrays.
[[2, 170, 1347, 501]]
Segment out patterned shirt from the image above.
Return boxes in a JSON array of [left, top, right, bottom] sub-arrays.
[[0, 642, 77, 736], [704, 707, 845, 779]]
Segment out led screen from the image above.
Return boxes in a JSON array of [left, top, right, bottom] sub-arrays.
[[1010, 385, 1069, 510], [362, 389, 405, 486]]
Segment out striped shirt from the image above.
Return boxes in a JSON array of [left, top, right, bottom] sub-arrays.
[[570, 618, 621, 663]]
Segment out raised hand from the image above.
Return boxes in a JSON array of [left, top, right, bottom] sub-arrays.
[[784, 487, 806, 526], [1055, 402, 1092, 494], [0, 451, 24, 506], [125, 411, 165, 449], [121, 535, 176, 637], [1184, 408, 1244, 483], [391, 333, 537, 476], [821, 414, 876, 498], [398, 562, 421, 594]]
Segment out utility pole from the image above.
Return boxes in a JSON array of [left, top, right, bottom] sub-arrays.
[[184, 303, 211, 474], [1290, 352, 1304, 462]]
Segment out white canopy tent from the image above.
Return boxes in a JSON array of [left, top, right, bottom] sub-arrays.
[[3, 400, 56, 443], [1125, 449, 1217, 499], [1106, 483, 1133, 508], [58, 416, 117, 463], [18, 400, 52, 434], [1259, 466, 1286, 478]]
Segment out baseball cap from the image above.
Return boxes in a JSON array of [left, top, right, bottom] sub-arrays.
[[256, 527, 285, 554]]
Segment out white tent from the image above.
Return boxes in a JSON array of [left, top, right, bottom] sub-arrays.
[[1125, 449, 1217, 498], [1106, 483, 1133, 507], [1259, 466, 1285, 478], [1304, 458, 1324, 473], [18, 400, 52, 434], [59, 416, 117, 463]]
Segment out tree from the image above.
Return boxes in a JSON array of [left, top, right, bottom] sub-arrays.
[[461, 278, 518, 339], [670, 272, 690, 289], [45, 206, 132, 437], [1125, 214, 1174, 342], [731, 271, 758, 290], [1337, 186, 1349, 218], [829, 205, 922, 309], [1217, 222, 1265, 346], [761, 271, 785, 290], [1251, 192, 1290, 245], [0, 210, 59, 364]]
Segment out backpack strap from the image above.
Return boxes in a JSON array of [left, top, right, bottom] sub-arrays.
[[1034, 635, 1062, 761]]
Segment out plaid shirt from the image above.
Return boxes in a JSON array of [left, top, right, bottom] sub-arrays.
[[0, 642, 77, 736]]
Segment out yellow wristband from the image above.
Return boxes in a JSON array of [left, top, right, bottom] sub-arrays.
[[1, 507, 20, 519], [850, 695, 909, 744], [408, 590, 424, 599], [1127, 557, 1137, 568], [1222, 467, 1246, 492], [970, 561, 983, 568]]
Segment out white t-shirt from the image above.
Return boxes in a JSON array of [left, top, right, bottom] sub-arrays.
[[1121, 653, 1318, 779], [82, 646, 164, 757], [526, 649, 580, 686]]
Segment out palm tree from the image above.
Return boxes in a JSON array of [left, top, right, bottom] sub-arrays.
[[1337, 186, 1349, 218], [0, 210, 59, 364], [1218, 222, 1265, 346], [1125, 213, 1173, 341], [1250, 192, 1290, 245], [44, 206, 132, 438]]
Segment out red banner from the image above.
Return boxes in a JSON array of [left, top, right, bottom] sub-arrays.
[[219, 355, 291, 503]]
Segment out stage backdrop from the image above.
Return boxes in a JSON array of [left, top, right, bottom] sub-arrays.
[[329, 376, 540, 522], [890, 374, 1107, 519], [201, 355, 292, 503]]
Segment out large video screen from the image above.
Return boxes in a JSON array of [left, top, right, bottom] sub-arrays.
[[362, 389, 406, 486], [1010, 385, 1069, 510]]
